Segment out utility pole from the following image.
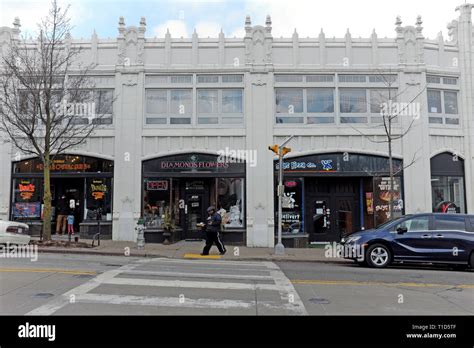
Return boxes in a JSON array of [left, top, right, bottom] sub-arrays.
[[269, 135, 293, 255]]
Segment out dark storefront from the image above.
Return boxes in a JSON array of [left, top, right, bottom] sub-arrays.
[[274, 152, 404, 244], [142, 153, 246, 244], [431, 152, 466, 213], [11, 155, 114, 238]]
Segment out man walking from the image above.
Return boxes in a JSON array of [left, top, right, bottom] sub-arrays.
[[201, 206, 226, 256]]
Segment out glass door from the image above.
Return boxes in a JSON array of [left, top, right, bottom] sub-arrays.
[[335, 197, 355, 240], [184, 192, 208, 240]]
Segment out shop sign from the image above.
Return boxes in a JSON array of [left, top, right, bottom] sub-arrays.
[[276, 159, 335, 172], [147, 180, 169, 191], [366, 192, 374, 215], [160, 160, 229, 170], [13, 202, 41, 218], [374, 177, 402, 224], [36, 159, 92, 172], [90, 179, 107, 200], [435, 201, 460, 214], [18, 180, 36, 200]]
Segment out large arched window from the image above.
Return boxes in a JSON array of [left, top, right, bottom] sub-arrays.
[[431, 152, 466, 213]]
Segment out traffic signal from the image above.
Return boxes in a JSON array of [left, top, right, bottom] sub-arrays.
[[281, 147, 291, 156], [268, 144, 279, 155]]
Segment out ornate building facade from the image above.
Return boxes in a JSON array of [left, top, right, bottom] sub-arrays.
[[0, 4, 473, 247]]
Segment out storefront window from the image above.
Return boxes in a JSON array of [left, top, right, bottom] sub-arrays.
[[12, 178, 42, 220], [280, 178, 303, 234], [143, 178, 171, 228], [430, 152, 465, 213], [373, 177, 403, 226], [85, 178, 112, 220], [431, 176, 465, 213], [216, 178, 244, 228]]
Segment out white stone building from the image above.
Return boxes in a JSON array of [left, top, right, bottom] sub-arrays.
[[0, 4, 473, 247]]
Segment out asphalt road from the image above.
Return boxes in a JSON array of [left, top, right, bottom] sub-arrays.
[[0, 253, 473, 315]]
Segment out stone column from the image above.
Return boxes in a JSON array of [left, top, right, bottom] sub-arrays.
[[456, 4, 474, 213]]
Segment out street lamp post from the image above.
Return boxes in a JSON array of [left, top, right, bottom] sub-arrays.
[[269, 135, 294, 256]]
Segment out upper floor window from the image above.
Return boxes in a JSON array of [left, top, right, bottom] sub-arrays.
[[428, 89, 459, 125], [339, 88, 367, 113], [18, 89, 114, 125], [339, 75, 367, 83], [146, 89, 192, 125], [275, 88, 335, 124], [197, 89, 243, 125], [426, 75, 458, 86]]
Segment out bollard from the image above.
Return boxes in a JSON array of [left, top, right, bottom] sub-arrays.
[[136, 217, 145, 250]]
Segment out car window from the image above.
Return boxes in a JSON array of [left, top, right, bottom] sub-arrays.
[[434, 215, 467, 231], [394, 216, 429, 232]]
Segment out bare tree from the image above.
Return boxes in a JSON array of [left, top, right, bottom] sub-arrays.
[[0, 0, 112, 240], [350, 70, 427, 221]]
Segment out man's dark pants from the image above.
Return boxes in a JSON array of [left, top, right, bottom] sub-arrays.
[[202, 231, 226, 255]]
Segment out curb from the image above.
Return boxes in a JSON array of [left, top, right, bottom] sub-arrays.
[[35, 247, 350, 264]]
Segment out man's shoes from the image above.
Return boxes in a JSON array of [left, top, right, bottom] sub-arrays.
[[220, 249, 227, 255]]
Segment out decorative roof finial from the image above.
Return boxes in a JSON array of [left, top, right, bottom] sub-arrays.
[[416, 15, 423, 27], [266, 15, 272, 27], [395, 16, 402, 27], [245, 15, 251, 28], [13, 17, 21, 29]]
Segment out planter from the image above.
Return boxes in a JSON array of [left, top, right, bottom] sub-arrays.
[[144, 228, 182, 244]]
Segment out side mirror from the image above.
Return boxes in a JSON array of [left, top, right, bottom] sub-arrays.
[[396, 226, 408, 234]]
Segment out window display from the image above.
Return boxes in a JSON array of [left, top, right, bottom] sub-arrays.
[[215, 178, 244, 228]]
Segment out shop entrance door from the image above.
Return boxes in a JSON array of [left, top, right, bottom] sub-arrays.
[[53, 177, 84, 232], [305, 178, 359, 242], [184, 191, 209, 240]]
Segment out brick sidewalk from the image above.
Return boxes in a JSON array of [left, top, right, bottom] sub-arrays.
[[31, 236, 348, 263]]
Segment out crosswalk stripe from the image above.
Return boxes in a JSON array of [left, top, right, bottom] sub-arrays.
[[75, 294, 254, 309], [144, 257, 270, 268], [101, 277, 280, 291], [74, 293, 303, 311], [184, 253, 221, 259], [26, 263, 140, 316], [122, 270, 274, 281], [262, 262, 308, 315]]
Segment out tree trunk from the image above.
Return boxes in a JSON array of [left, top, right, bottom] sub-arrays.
[[42, 152, 52, 241], [388, 136, 394, 220]]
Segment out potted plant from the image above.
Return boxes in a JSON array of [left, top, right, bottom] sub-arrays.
[[161, 207, 176, 245]]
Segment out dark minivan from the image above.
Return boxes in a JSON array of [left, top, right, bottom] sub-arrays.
[[341, 213, 474, 269]]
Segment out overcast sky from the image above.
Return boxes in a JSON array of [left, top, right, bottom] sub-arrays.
[[0, 0, 465, 40]]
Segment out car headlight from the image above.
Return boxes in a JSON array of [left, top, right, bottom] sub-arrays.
[[346, 236, 361, 243]]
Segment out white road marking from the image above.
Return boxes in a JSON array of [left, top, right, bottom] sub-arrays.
[[100, 277, 280, 291], [26, 258, 307, 315], [25, 263, 139, 316], [75, 294, 253, 309], [144, 257, 270, 268], [263, 261, 308, 315], [121, 269, 274, 281]]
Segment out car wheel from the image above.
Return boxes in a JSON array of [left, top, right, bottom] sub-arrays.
[[469, 252, 474, 270], [366, 244, 392, 268]]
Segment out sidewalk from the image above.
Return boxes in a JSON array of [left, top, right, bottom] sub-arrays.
[[31, 236, 348, 263]]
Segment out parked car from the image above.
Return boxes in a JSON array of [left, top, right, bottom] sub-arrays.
[[0, 220, 31, 245], [341, 213, 474, 269]]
